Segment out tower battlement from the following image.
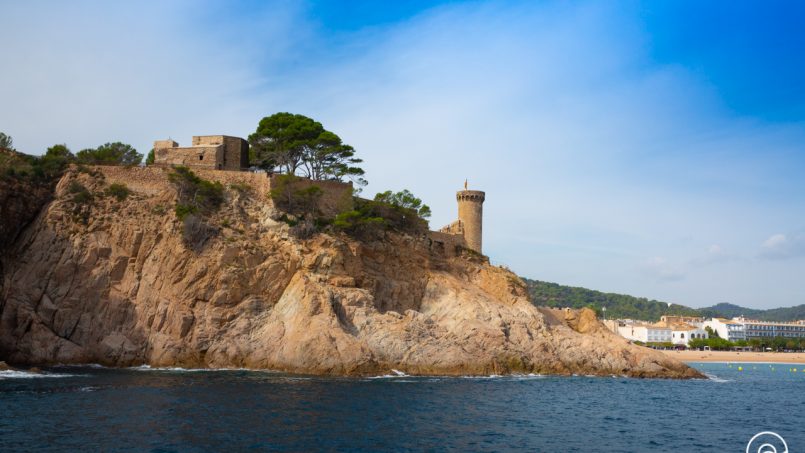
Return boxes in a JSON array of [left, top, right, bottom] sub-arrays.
[[456, 189, 485, 254], [439, 184, 486, 254]]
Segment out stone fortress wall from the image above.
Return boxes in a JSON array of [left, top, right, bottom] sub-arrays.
[[192, 136, 249, 171], [154, 136, 248, 171], [101, 133, 483, 257], [95, 166, 352, 217]]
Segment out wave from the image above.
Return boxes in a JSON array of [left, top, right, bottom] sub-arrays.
[[702, 372, 732, 383], [368, 369, 409, 379], [128, 365, 257, 372], [0, 370, 76, 379]]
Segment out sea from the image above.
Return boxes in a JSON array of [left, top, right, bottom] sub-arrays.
[[1, 362, 803, 452]]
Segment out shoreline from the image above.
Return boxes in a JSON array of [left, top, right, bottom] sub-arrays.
[[660, 349, 805, 364]]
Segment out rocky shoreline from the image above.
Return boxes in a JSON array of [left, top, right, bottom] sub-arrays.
[[0, 167, 703, 379]]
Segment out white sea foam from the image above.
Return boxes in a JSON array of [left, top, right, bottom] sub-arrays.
[[703, 373, 732, 383], [0, 370, 75, 379], [128, 365, 252, 372], [368, 369, 410, 379]]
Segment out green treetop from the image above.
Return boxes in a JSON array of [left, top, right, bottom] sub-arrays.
[[249, 112, 366, 186], [76, 142, 142, 166]]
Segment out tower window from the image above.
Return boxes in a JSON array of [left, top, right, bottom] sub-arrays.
[[199, 155, 203, 161]]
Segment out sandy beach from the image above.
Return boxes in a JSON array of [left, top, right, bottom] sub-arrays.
[[660, 349, 805, 364]]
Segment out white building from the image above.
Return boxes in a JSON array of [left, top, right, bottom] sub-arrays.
[[703, 318, 746, 342], [669, 323, 708, 346], [734, 317, 805, 339], [617, 323, 672, 344]]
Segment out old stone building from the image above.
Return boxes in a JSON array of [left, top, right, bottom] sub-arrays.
[[153, 135, 249, 171], [439, 182, 486, 254]]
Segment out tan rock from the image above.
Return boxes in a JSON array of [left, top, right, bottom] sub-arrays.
[[0, 167, 702, 378]]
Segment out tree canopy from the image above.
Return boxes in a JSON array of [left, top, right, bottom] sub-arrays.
[[373, 190, 431, 219], [76, 142, 142, 166], [40, 144, 75, 177], [0, 132, 13, 150], [249, 112, 365, 186]]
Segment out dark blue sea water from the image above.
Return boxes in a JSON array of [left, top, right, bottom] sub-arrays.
[[1, 362, 803, 452]]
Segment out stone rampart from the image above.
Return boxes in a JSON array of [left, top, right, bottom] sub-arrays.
[[268, 175, 354, 217], [93, 166, 352, 216], [427, 231, 466, 258], [96, 166, 174, 196]]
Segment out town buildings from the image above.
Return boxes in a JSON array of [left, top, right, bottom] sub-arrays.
[[734, 317, 805, 339], [610, 315, 805, 347], [702, 318, 747, 342]]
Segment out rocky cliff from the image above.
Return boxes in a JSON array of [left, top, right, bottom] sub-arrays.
[[0, 166, 702, 378]]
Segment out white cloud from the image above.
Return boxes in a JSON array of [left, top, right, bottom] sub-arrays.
[[0, 1, 303, 155], [760, 232, 805, 260], [3, 1, 805, 308]]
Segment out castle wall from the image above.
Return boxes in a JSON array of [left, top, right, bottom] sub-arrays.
[[155, 136, 249, 171], [96, 166, 272, 198], [438, 219, 463, 235], [221, 136, 249, 171], [94, 166, 351, 216], [269, 175, 354, 217], [427, 231, 466, 258], [154, 145, 223, 170]]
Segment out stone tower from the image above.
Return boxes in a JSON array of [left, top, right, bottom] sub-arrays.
[[457, 187, 485, 254]]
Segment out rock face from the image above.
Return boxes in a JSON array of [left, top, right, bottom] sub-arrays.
[[0, 167, 702, 378]]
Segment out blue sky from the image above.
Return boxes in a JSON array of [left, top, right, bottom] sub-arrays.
[[2, 0, 804, 309]]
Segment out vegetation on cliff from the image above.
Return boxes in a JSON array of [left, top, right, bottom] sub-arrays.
[[76, 142, 142, 166], [0, 137, 74, 253], [0, 164, 701, 378]]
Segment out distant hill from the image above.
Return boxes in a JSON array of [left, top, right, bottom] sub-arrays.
[[698, 303, 764, 319], [523, 278, 805, 322], [523, 278, 700, 321]]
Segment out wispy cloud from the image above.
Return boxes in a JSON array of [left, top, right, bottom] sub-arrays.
[[759, 232, 805, 260], [3, 1, 805, 308], [640, 257, 685, 282]]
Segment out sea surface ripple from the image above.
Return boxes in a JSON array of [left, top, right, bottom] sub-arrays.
[[0, 362, 802, 452]]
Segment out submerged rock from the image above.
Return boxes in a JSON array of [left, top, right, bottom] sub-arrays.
[[0, 166, 702, 378]]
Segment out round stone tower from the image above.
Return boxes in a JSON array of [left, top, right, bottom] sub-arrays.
[[457, 188, 485, 254]]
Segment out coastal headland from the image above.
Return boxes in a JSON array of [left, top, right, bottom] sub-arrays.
[[0, 163, 702, 378]]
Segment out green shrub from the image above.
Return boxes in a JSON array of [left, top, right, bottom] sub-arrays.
[[332, 207, 387, 238], [332, 193, 429, 238], [76, 142, 142, 166], [168, 166, 224, 217], [105, 182, 130, 201], [229, 182, 252, 193], [269, 174, 322, 216], [67, 181, 85, 193], [175, 203, 199, 221], [67, 181, 94, 205]]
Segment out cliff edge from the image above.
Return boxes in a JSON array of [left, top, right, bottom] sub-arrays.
[[0, 166, 702, 378]]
